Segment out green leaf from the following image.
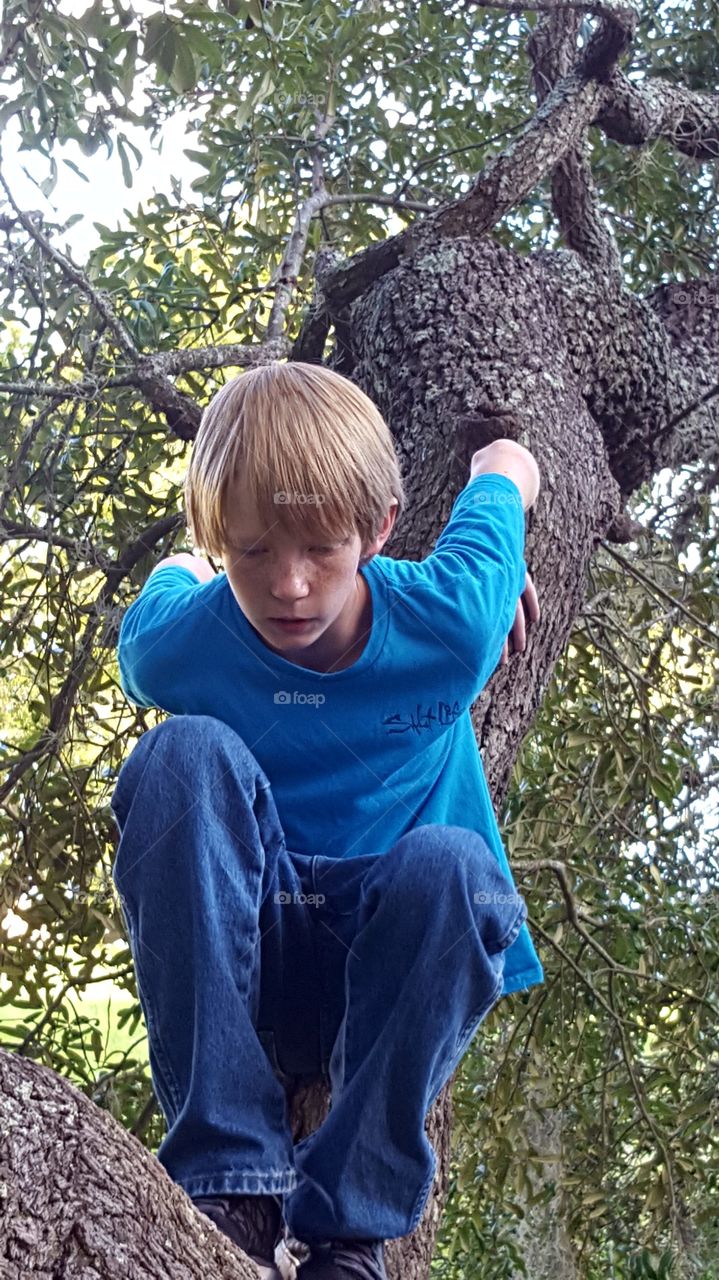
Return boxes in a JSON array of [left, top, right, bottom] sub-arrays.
[[40, 157, 58, 198], [144, 14, 177, 77], [116, 134, 133, 188], [62, 157, 91, 183], [119, 32, 139, 99], [79, 0, 106, 40], [169, 39, 197, 94]]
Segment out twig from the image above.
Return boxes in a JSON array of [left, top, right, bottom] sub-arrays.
[[599, 543, 719, 645]]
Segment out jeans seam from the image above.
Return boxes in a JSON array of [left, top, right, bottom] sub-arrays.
[[181, 1169, 300, 1198], [407, 1152, 438, 1235], [427, 967, 504, 1117], [125, 920, 184, 1118], [487, 902, 528, 955], [406, 968, 504, 1233]]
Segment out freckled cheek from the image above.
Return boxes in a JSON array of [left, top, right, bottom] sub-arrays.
[[227, 564, 344, 599]]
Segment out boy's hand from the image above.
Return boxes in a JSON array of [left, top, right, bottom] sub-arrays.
[[499, 569, 540, 667]]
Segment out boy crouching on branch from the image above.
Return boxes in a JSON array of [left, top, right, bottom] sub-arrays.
[[110, 360, 544, 1280]]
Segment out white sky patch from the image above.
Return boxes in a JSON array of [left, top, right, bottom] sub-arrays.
[[3, 109, 205, 258]]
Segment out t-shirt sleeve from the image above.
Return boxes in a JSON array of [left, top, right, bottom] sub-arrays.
[[116, 566, 210, 710], [388, 473, 527, 700]]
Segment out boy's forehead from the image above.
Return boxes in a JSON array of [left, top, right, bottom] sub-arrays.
[[223, 498, 350, 546]]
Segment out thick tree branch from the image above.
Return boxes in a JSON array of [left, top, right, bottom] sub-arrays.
[[0, 339, 292, 408], [292, 244, 345, 363], [0, 1048, 261, 1279], [319, 13, 635, 319], [597, 70, 719, 160], [528, 10, 623, 278], [321, 70, 609, 314]]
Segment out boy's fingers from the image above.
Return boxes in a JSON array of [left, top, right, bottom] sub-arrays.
[[523, 572, 541, 624], [513, 601, 527, 652]]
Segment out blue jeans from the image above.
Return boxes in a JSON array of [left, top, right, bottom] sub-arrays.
[[110, 715, 527, 1242]]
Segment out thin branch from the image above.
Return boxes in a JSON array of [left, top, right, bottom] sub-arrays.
[[599, 543, 719, 645], [266, 84, 337, 340], [0, 162, 138, 362], [467, 0, 637, 18], [661, 379, 719, 436]]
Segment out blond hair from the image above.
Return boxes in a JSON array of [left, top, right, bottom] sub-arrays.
[[184, 361, 406, 562]]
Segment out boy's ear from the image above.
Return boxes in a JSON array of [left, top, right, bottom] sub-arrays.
[[360, 502, 399, 565]]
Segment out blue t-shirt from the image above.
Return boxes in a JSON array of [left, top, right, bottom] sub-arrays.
[[117, 472, 544, 996]]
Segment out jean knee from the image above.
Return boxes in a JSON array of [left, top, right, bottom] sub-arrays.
[[393, 824, 525, 949], [129, 713, 240, 760], [394, 824, 498, 882], [112, 715, 264, 814]]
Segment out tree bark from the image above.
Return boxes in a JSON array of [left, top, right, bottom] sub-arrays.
[[0, 1044, 453, 1280], [0, 1046, 261, 1278]]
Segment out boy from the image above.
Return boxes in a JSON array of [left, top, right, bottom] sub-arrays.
[[110, 361, 544, 1280]]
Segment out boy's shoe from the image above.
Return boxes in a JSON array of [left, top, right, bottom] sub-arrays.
[[192, 1192, 284, 1278], [296, 1237, 387, 1279]]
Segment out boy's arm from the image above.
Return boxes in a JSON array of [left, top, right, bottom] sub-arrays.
[[467, 439, 541, 668], [468, 439, 540, 510], [149, 553, 217, 583], [117, 557, 215, 708]]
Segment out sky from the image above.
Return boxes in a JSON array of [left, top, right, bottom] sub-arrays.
[[3, 108, 206, 260]]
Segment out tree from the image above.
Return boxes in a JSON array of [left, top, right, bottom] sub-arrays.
[[1, 1, 717, 1277]]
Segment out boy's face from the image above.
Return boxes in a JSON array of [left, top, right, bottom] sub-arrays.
[[220, 475, 397, 670]]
